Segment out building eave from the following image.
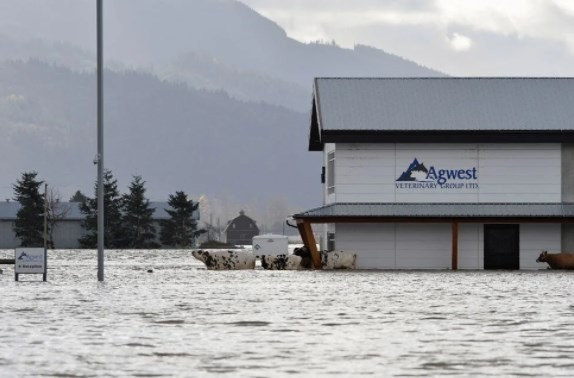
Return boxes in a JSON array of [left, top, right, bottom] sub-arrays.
[[293, 202, 574, 223], [319, 130, 574, 144]]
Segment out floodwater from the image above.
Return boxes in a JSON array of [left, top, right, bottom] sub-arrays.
[[1, 250, 574, 377]]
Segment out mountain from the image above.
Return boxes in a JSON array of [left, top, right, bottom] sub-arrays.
[[0, 0, 445, 210], [0, 60, 317, 206], [0, 35, 95, 72], [0, 0, 443, 110], [161, 52, 310, 111]]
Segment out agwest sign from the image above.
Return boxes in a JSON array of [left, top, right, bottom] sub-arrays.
[[396, 158, 479, 189]]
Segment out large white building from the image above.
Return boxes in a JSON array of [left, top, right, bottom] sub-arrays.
[[294, 78, 574, 270]]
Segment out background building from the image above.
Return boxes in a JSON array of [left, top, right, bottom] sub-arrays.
[[0, 201, 199, 249], [225, 210, 259, 246]]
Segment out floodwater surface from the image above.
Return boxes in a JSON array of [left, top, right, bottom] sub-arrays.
[[1, 249, 574, 377]]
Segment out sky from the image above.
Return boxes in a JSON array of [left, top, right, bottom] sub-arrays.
[[240, 0, 574, 76]]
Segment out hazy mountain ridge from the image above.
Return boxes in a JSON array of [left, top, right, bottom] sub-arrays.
[[0, 59, 316, 205], [0, 0, 444, 209], [161, 52, 311, 111], [0, 0, 442, 110]]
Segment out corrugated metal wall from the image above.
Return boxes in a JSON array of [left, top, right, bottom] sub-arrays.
[[335, 223, 560, 270], [327, 143, 561, 204]]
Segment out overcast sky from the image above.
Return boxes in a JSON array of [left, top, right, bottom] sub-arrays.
[[240, 0, 574, 76]]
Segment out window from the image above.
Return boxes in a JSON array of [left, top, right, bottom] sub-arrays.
[[327, 232, 335, 251], [327, 151, 335, 194]]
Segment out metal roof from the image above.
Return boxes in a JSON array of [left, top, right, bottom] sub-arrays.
[[294, 203, 574, 219], [314, 78, 574, 132], [0, 201, 197, 221]]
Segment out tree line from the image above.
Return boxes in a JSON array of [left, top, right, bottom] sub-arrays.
[[11, 171, 205, 249]]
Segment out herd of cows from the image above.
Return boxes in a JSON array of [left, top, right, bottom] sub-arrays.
[[191, 247, 357, 270], [190, 249, 574, 271]]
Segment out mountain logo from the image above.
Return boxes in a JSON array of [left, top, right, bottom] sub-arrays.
[[396, 158, 432, 182], [16, 251, 43, 262], [396, 158, 479, 186], [17, 252, 28, 260]]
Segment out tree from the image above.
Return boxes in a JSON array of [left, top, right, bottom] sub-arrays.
[[122, 175, 159, 249], [13, 172, 45, 247], [160, 191, 205, 248], [46, 188, 71, 249], [79, 170, 126, 248], [203, 215, 224, 242], [69, 190, 88, 203]]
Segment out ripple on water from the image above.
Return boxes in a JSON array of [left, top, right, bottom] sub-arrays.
[[124, 343, 155, 348], [226, 321, 271, 327], [152, 352, 196, 357], [152, 320, 185, 325]]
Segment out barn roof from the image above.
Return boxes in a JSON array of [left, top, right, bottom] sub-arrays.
[[309, 78, 574, 150], [224, 211, 259, 233]]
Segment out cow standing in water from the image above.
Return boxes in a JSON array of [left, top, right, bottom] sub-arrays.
[[293, 247, 357, 270], [293, 247, 314, 269], [321, 251, 357, 270], [536, 251, 574, 270], [192, 250, 256, 270], [261, 255, 302, 270]]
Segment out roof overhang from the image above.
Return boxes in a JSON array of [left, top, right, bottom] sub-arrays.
[[319, 130, 574, 146], [294, 203, 574, 224], [308, 77, 574, 152]]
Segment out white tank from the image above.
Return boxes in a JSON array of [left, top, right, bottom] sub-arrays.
[[252, 234, 289, 257]]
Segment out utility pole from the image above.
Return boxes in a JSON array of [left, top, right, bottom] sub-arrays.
[[43, 183, 48, 282], [97, 0, 105, 282]]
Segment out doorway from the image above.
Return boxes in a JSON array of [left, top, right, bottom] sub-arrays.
[[484, 224, 520, 270]]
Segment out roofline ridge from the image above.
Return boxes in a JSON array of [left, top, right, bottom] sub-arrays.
[[314, 77, 574, 80]]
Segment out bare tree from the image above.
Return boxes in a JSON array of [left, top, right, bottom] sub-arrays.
[[46, 188, 70, 249], [202, 214, 225, 242]]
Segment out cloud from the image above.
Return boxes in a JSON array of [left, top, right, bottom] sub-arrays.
[[239, 0, 574, 75], [448, 33, 472, 51]]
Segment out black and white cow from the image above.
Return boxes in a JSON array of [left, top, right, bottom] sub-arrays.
[[192, 250, 256, 270], [321, 251, 357, 270], [294, 247, 357, 270], [260, 254, 302, 270], [293, 247, 314, 269]]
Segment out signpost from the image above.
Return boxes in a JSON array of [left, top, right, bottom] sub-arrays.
[[14, 184, 49, 282], [97, 0, 105, 282], [15, 248, 46, 282]]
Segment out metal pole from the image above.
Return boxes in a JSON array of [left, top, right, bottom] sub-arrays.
[[43, 183, 48, 281], [97, 0, 105, 282]]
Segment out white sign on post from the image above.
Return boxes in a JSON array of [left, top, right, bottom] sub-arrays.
[[15, 248, 45, 274]]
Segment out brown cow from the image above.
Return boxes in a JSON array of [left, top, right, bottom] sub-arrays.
[[536, 251, 574, 269]]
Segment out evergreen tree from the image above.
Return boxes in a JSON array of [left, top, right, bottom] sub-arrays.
[[13, 172, 45, 247], [79, 170, 126, 248], [122, 176, 159, 249], [160, 191, 204, 248], [69, 190, 88, 203]]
